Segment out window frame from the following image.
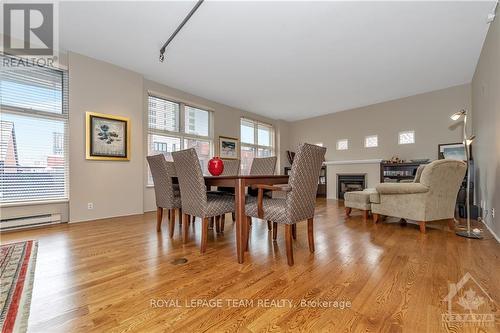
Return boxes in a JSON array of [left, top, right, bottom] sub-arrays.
[[336, 139, 349, 150], [398, 130, 415, 145], [364, 135, 378, 148], [239, 117, 275, 174], [146, 93, 214, 186], [0, 56, 69, 205]]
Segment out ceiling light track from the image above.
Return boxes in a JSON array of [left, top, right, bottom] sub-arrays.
[[159, 0, 204, 62]]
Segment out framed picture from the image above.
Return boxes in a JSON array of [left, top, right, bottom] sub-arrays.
[[86, 112, 130, 161], [438, 142, 469, 161], [218, 136, 239, 159]]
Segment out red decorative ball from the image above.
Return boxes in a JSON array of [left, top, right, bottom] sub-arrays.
[[208, 156, 224, 176]]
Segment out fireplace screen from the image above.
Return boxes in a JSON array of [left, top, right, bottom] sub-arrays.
[[337, 174, 366, 200]]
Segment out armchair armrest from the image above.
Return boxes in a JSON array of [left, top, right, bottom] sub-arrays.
[[251, 184, 291, 218], [376, 183, 429, 195]]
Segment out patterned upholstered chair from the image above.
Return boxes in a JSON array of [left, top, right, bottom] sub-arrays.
[[172, 148, 235, 253], [249, 156, 277, 176], [208, 159, 241, 229], [147, 154, 182, 237], [247, 156, 278, 230], [245, 143, 326, 265]]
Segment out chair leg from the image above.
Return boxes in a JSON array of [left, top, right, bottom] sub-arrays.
[[267, 220, 272, 231], [272, 222, 278, 240], [447, 219, 455, 231], [345, 207, 352, 217], [307, 218, 315, 253], [201, 218, 209, 253], [363, 210, 369, 222], [169, 208, 175, 238], [373, 213, 380, 224], [245, 216, 251, 251], [215, 216, 221, 233], [182, 213, 189, 244], [418, 221, 426, 234], [231, 212, 236, 222], [220, 214, 225, 232], [209, 217, 214, 229], [191, 215, 196, 224], [291, 224, 297, 240], [179, 208, 183, 227], [285, 224, 294, 266], [156, 207, 163, 232]]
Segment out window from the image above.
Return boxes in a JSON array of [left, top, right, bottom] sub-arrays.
[[0, 55, 69, 203], [240, 118, 274, 174], [399, 131, 415, 145], [365, 135, 378, 148], [147, 95, 213, 184], [336, 139, 349, 150]]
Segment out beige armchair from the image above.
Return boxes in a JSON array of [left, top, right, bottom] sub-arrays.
[[370, 159, 467, 233]]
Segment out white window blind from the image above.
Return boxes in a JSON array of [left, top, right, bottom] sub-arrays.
[[240, 118, 275, 174], [147, 94, 213, 184], [0, 55, 69, 203]]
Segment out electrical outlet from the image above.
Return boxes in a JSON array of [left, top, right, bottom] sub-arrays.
[[87, 202, 94, 210]]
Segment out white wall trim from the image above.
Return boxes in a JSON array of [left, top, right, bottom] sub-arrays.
[[0, 199, 69, 208], [324, 159, 383, 165], [482, 219, 500, 243]]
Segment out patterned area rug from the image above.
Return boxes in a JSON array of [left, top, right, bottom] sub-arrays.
[[0, 240, 38, 333]]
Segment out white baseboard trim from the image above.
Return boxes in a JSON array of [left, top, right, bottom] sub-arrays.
[[482, 219, 500, 243]]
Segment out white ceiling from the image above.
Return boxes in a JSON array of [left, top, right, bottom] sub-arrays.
[[59, 1, 494, 121]]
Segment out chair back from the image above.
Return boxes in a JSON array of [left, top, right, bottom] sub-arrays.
[[286, 143, 327, 222], [413, 164, 426, 183], [147, 154, 176, 209], [250, 156, 277, 175], [172, 148, 207, 217], [221, 159, 240, 176], [419, 159, 467, 218]]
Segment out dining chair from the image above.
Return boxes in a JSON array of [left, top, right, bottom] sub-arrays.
[[147, 154, 182, 237], [248, 156, 278, 229], [172, 148, 235, 253], [208, 159, 241, 230], [249, 156, 277, 176], [245, 143, 326, 266]]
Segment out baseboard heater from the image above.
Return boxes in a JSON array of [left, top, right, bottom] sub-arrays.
[[1, 213, 62, 231]]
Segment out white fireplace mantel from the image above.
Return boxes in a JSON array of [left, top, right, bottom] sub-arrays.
[[324, 159, 382, 199], [324, 159, 383, 165]]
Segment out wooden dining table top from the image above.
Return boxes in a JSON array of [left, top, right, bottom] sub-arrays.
[[202, 174, 289, 186]]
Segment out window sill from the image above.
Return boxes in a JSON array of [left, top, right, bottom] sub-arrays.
[[0, 199, 69, 208]]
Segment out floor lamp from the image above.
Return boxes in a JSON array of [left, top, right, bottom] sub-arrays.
[[450, 109, 482, 239]]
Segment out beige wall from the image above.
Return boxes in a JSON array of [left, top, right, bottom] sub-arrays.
[[288, 84, 470, 162], [471, 16, 500, 241], [68, 52, 144, 222], [53, 52, 287, 220], [142, 79, 288, 212]]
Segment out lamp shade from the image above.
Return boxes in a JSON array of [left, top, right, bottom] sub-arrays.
[[450, 109, 466, 120]]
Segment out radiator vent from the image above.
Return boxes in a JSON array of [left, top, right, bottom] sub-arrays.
[[1, 213, 62, 231]]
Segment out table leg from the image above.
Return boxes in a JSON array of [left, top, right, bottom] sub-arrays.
[[235, 178, 245, 263]]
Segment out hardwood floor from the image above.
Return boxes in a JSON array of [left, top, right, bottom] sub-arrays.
[[1, 199, 499, 332]]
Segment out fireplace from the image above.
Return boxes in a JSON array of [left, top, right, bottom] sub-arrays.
[[337, 174, 366, 200]]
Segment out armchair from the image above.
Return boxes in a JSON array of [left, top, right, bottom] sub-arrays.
[[370, 159, 467, 233]]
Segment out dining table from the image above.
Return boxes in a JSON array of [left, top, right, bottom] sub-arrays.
[[203, 174, 289, 264]]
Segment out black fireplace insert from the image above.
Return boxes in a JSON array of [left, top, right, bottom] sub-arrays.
[[337, 174, 366, 200]]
